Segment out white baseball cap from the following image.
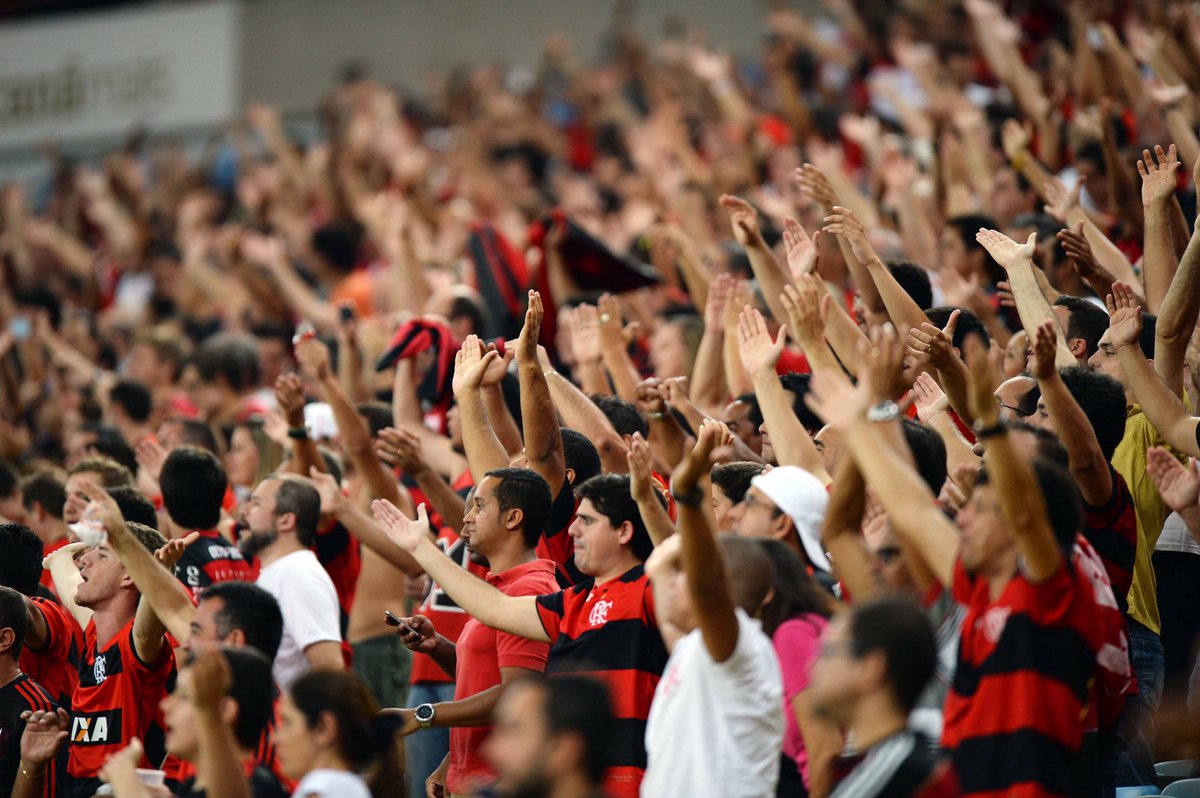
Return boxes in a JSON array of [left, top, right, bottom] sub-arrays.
[[750, 466, 830, 571]]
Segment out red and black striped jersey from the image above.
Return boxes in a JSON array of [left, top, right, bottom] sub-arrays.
[[535, 565, 669, 798], [173, 530, 255, 602], [67, 618, 174, 796], [20, 598, 83, 710], [942, 558, 1105, 798], [535, 479, 585, 588], [1081, 467, 1137, 614], [0, 673, 65, 798]]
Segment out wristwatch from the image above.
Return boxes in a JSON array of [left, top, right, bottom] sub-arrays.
[[287, 425, 310, 441], [866, 400, 900, 423], [414, 703, 436, 729]]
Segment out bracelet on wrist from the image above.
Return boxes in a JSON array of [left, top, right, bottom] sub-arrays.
[[20, 759, 45, 779], [287, 425, 310, 441], [672, 485, 705, 507], [972, 418, 1008, 439]]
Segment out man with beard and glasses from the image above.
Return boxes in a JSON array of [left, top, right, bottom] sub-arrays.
[[238, 475, 343, 690], [484, 676, 614, 798]]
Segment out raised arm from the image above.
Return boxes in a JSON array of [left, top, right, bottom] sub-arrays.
[[1029, 322, 1113, 507], [719, 195, 791, 325], [453, 337, 511, 479], [516, 291, 567, 494], [1110, 283, 1200, 456], [1155, 199, 1200, 397], [1139, 144, 1182, 314], [391, 359, 469, 480], [975, 229, 1075, 368], [738, 307, 830, 482], [670, 419, 740, 662], [376, 427, 466, 533], [308, 469, 422, 578], [189, 649, 253, 798], [823, 206, 929, 336], [820, 454, 876, 602], [296, 337, 404, 505], [806, 334, 959, 588], [627, 433, 677, 546], [275, 373, 324, 477], [372, 501, 549, 642], [539, 347, 630, 475], [80, 481, 168, 664]]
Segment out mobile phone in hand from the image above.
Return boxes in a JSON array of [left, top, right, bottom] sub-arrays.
[[384, 610, 414, 635]]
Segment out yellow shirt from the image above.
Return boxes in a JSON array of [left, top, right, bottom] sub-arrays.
[[1112, 405, 1180, 635]]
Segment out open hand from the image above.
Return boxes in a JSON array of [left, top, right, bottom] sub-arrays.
[[719, 195, 762, 248], [1138, 144, 1180, 206], [1029, 321, 1059, 381], [975, 229, 1036, 271], [1146, 448, 1200, 512], [371, 500, 432, 552], [1105, 282, 1144, 351], [737, 307, 787, 376], [783, 217, 819, 279]]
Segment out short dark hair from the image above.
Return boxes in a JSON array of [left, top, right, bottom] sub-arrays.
[[847, 598, 937, 714], [1013, 381, 1041, 418], [0, 585, 28, 657], [107, 486, 158, 530], [109, 380, 153, 423], [926, 306, 990, 350], [945, 214, 1005, 286], [1137, 312, 1158, 360], [731, 393, 765, 430], [1008, 420, 1069, 468], [82, 426, 138, 476], [125, 521, 168, 555], [202, 581, 284, 661], [19, 471, 66, 518], [0, 462, 18, 499], [193, 334, 261, 393], [539, 676, 616, 784], [161, 447, 228, 530], [1057, 366, 1128, 461], [69, 457, 133, 487], [0, 524, 43, 596], [271, 477, 320, 547], [356, 402, 392, 438], [219, 646, 277, 749], [711, 462, 767, 506], [170, 419, 221, 456], [574, 474, 653, 562], [1053, 296, 1108, 358], [560, 429, 602, 484], [312, 222, 361, 274], [901, 419, 947, 494], [884, 259, 933, 310], [485, 468, 554, 549], [588, 395, 648, 438], [778, 374, 824, 434]]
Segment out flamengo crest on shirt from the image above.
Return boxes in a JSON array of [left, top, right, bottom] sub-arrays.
[[588, 599, 614, 627]]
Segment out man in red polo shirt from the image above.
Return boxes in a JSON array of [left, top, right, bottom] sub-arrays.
[[159, 447, 254, 598], [385, 468, 558, 796]]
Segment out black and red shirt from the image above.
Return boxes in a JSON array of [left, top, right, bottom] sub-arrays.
[[312, 520, 362, 638], [173, 530, 255, 602], [535, 565, 668, 798], [0, 673, 65, 798], [1081, 467, 1137, 614], [20, 597, 83, 710], [67, 618, 174, 796], [943, 558, 1104, 798]]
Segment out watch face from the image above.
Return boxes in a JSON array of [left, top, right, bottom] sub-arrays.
[[415, 704, 434, 722]]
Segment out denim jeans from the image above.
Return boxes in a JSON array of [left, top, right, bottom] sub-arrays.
[[405, 681, 456, 798], [1118, 620, 1165, 786]]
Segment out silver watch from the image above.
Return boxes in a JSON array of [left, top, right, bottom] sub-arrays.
[[414, 702, 436, 729]]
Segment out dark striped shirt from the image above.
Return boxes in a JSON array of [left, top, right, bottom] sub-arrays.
[[535, 479, 585, 587], [0, 673, 65, 798], [535, 565, 668, 798], [1081, 467, 1137, 614], [943, 559, 1103, 798], [829, 731, 959, 798]]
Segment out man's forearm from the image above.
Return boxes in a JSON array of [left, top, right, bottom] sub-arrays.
[[743, 238, 792, 325], [412, 469, 466, 533], [483, 385, 523, 458], [108, 529, 195, 643], [518, 361, 565, 491], [335, 502, 423, 577], [1037, 376, 1112, 506], [751, 370, 829, 481], [864, 258, 929, 334], [195, 711, 252, 798], [544, 371, 628, 473], [1119, 347, 1200, 457], [319, 372, 403, 505], [1006, 264, 1075, 367], [1156, 228, 1200, 396], [1143, 201, 1178, 315], [457, 386, 510, 478], [410, 537, 548, 642]]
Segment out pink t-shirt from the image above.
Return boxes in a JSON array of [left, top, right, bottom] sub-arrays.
[[772, 614, 827, 784]]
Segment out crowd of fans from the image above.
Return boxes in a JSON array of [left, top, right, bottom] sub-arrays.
[[5, 0, 1200, 796]]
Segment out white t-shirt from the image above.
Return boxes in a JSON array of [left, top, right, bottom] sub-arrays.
[[642, 609, 785, 797], [291, 768, 370, 798], [257, 549, 342, 691]]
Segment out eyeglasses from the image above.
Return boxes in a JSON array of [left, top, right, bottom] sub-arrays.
[[995, 397, 1030, 417]]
